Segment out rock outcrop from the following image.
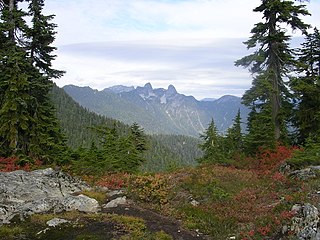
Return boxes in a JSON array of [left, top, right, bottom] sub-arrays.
[[287, 203, 320, 240], [103, 196, 127, 208], [0, 168, 99, 225], [289, 167, 318, 180]]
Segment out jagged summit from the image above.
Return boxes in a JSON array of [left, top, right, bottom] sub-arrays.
[[144, 82, 153, 90], [167, 84, 177, 96]]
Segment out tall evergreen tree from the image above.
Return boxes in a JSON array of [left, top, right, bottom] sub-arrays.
[[0, 0, 34, 155], [0, 0, 65, 162], [235, 0, 310, 142], [198, 119, 227, 164], [77, 124, 148, 174], [290, 27, 320, 143], [225, 109, 243, 156], [26, 0, 64, 78], [129, 122, 148, 153], [244, 105, 276, 153]]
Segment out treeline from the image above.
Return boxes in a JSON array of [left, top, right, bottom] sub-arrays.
[[142, 134, 202, 172], [70, 123, 148, 174]]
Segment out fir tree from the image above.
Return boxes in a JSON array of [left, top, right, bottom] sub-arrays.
[[290, 27, 320, 143], [26, 0, 64, 78], [79, 124, 148, 174], [129, 122, 148, 153], [225, 109, 243, 156], [0, 0, 66, 162], [0, 1, 34, 154], [198, 119, 227, 164], [244, 105, 276, 154], [235, 0, 310, 141]]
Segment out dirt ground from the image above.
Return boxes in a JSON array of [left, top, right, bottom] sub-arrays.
[[103, 201, 207, 240], [13, 198, 208, 240]]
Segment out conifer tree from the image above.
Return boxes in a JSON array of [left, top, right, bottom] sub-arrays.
[[244, 105, 276, 153], [290, 27, 320, 143], [85, 124, 148, 173], [129, 122, 148, 153], [26, 0, 64, 78], [0, 0, 34, 155], [225, 109, 243, 156], [0, 0, 66, 162], [198, 119, 227, 164], [236, 0, 310, 142]]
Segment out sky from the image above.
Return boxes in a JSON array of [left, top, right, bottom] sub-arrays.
[[43, 0, 320, 100]]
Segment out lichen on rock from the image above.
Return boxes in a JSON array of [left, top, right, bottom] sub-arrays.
[[0, 168, 100, 225]]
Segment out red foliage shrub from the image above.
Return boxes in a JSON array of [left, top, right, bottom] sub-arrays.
[[241, 225, 272, 239], [257, 225, 271, 236], [245, 144, 300, 175], [96, 173, 129, 189], [0, 157, 42, 172]]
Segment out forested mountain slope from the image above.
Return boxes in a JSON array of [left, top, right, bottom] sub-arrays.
[[50, 85, 127, 148], [50, 85, 202, 170]]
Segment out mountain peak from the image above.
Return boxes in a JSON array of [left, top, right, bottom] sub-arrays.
[[167, 84, 177, 96], [144, 82, 153, 90], [107, 85, 135, 94], [215, 95, 240, 104]]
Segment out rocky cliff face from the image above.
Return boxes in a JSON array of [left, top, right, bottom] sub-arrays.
[[0, 168, 99, 225]]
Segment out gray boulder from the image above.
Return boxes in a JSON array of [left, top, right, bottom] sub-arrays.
[[103, 196, 127, 208], [46, 218, 70, 227], [289, 168, 317, 180], [0, 168, 99, 225], [290, 203, 320, 240]]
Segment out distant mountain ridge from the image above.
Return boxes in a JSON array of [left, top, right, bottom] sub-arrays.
[[63, 83, 249, 136]]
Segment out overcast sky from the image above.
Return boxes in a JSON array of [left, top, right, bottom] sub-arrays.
[[44, 0, 320, 100]]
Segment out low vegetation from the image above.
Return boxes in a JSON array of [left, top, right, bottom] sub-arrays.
[[126, 145, 316, 239]]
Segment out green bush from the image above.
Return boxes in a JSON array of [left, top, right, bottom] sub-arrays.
[[287, 140, 320, 168]]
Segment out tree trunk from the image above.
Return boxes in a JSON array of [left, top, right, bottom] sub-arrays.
[[8, 0, 15, 41], [268, 6, 281, 140]]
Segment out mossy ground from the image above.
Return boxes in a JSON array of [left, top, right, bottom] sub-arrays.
[[0, 210, 177, 240]]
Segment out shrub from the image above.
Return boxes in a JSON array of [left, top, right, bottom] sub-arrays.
[[96, 173, 129, 190], [110, 215, 146, 239], [182, 177, 230, 202], [179, 205, 237, 239], [128, 174, 169, 205], [152, 230, 173, 240], [0, 157, 42, 172], [287, 140, 320, 168], [243, 144, 298, 174], [0, 226, 24, 239]]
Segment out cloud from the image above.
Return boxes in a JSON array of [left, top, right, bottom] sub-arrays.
[[45, 0, 319, 99], [45, 0, 261, 44], [53, 38, 251, 99]]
